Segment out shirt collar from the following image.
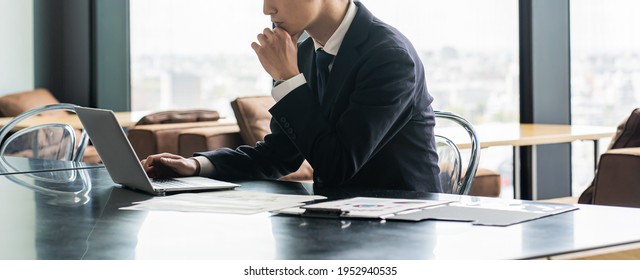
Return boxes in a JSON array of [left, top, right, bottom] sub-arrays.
[[313, 0, 357, 56]]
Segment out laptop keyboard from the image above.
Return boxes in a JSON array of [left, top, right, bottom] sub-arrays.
[[151, 178, 196, 189]]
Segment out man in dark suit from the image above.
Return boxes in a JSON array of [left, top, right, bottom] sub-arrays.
[[142, 0, 441, 195]]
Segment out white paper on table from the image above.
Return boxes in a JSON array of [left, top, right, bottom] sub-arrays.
[[119, 190, 326, 214], [301, 197, 450, 218]]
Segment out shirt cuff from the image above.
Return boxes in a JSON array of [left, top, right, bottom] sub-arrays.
[[271, 74, 307, 102], [192, 156, 214, 177]]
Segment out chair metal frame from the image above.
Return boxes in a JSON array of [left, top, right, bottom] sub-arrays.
[[434, 111, 481, 195], [0, 103, 89, 162]]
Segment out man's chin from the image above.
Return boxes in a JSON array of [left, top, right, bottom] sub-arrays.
[[275, 26, 302, 40]]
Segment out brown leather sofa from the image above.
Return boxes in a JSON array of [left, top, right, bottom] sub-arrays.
[[590, 148, 640, 207], [0, 89, 101, 163], [176, 96, 501, 195], [545, 108, 640, 207], [126, 110, 238, 160]]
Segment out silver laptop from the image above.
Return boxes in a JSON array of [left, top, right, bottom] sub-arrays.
[[75, 106, 239, 196]]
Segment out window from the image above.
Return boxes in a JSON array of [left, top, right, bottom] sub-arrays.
[[570, 0, 640, 194], [362, 0, 519, 195], [130, 0, 271, 117]]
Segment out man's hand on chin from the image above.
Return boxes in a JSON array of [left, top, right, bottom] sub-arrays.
[[251, 26, 301, 81]]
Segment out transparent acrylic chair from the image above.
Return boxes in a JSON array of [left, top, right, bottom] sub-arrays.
[[0, 103, 92, 205], [434, 111, 480, 195], [0, 103, 89, 163]]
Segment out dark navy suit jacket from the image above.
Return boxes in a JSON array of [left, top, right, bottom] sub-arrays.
[[197, 2, 441, 195]]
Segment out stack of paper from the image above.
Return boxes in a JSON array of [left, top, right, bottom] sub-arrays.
[[276, 197, 579, 226], [120, 190, 326, 215], [298, 197, 450, 218]]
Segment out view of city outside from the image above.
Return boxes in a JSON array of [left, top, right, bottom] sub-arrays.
[[360, 0, 519, 197], [130, 0, 520, 196], [130, 0, 271, 118], [570, 0, 640, 195]]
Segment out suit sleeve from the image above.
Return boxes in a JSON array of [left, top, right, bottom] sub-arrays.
[[194, 119, 305, 181], [269, 47, 418, 186]]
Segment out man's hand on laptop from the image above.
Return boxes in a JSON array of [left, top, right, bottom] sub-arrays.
[[141, 153, 200, 178]]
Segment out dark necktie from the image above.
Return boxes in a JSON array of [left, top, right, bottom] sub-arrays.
[[315, 49, 334, 104]]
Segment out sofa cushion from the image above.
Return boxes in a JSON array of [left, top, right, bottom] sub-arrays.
[[0, 89, 66, 117], [178, 125, 243, 158], [0, 89, 100, 162], [127, 121, 224, 160], [136, 110, 220, 125]]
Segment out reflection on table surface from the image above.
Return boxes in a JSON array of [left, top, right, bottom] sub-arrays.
[[0, 156, 103, 175], [1, 167, 640, 260]]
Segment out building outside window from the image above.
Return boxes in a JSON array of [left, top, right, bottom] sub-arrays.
[[130, 0, 271, 117]]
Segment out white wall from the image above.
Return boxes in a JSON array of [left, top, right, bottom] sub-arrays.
[[0, 0, 34, 96], [0, 0, 36, 257]]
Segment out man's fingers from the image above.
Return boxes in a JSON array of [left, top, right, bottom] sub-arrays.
[[251, 41, 260, 52], [272, 27, 289, 39], [263, 28, 274, 38], [258, 32, 273, 45]]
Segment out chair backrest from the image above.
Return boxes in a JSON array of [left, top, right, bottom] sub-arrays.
[[229, 96, 313, 182], [434, 111, 481, 195], [0, 103, 89, 164], [579, 107, 640, 205], [230, 96, 276, 145]]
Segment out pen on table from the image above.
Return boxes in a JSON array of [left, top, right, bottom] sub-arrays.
[[302, 207, 348, 217]]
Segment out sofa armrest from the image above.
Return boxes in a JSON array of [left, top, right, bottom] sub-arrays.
[[177, 125, 314, 182], [592, 147, 640, 207], [127, 120, 232, 159], [177, 125, 243, 157], [468, 168, 501, 197]]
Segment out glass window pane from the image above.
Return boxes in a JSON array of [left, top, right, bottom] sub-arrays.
[[570, 0, 640, 195], [571, 0, 640, 126], [361, 0, 519, 196], [360, 0, 519, 125], [129, 0, 271, 117]]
